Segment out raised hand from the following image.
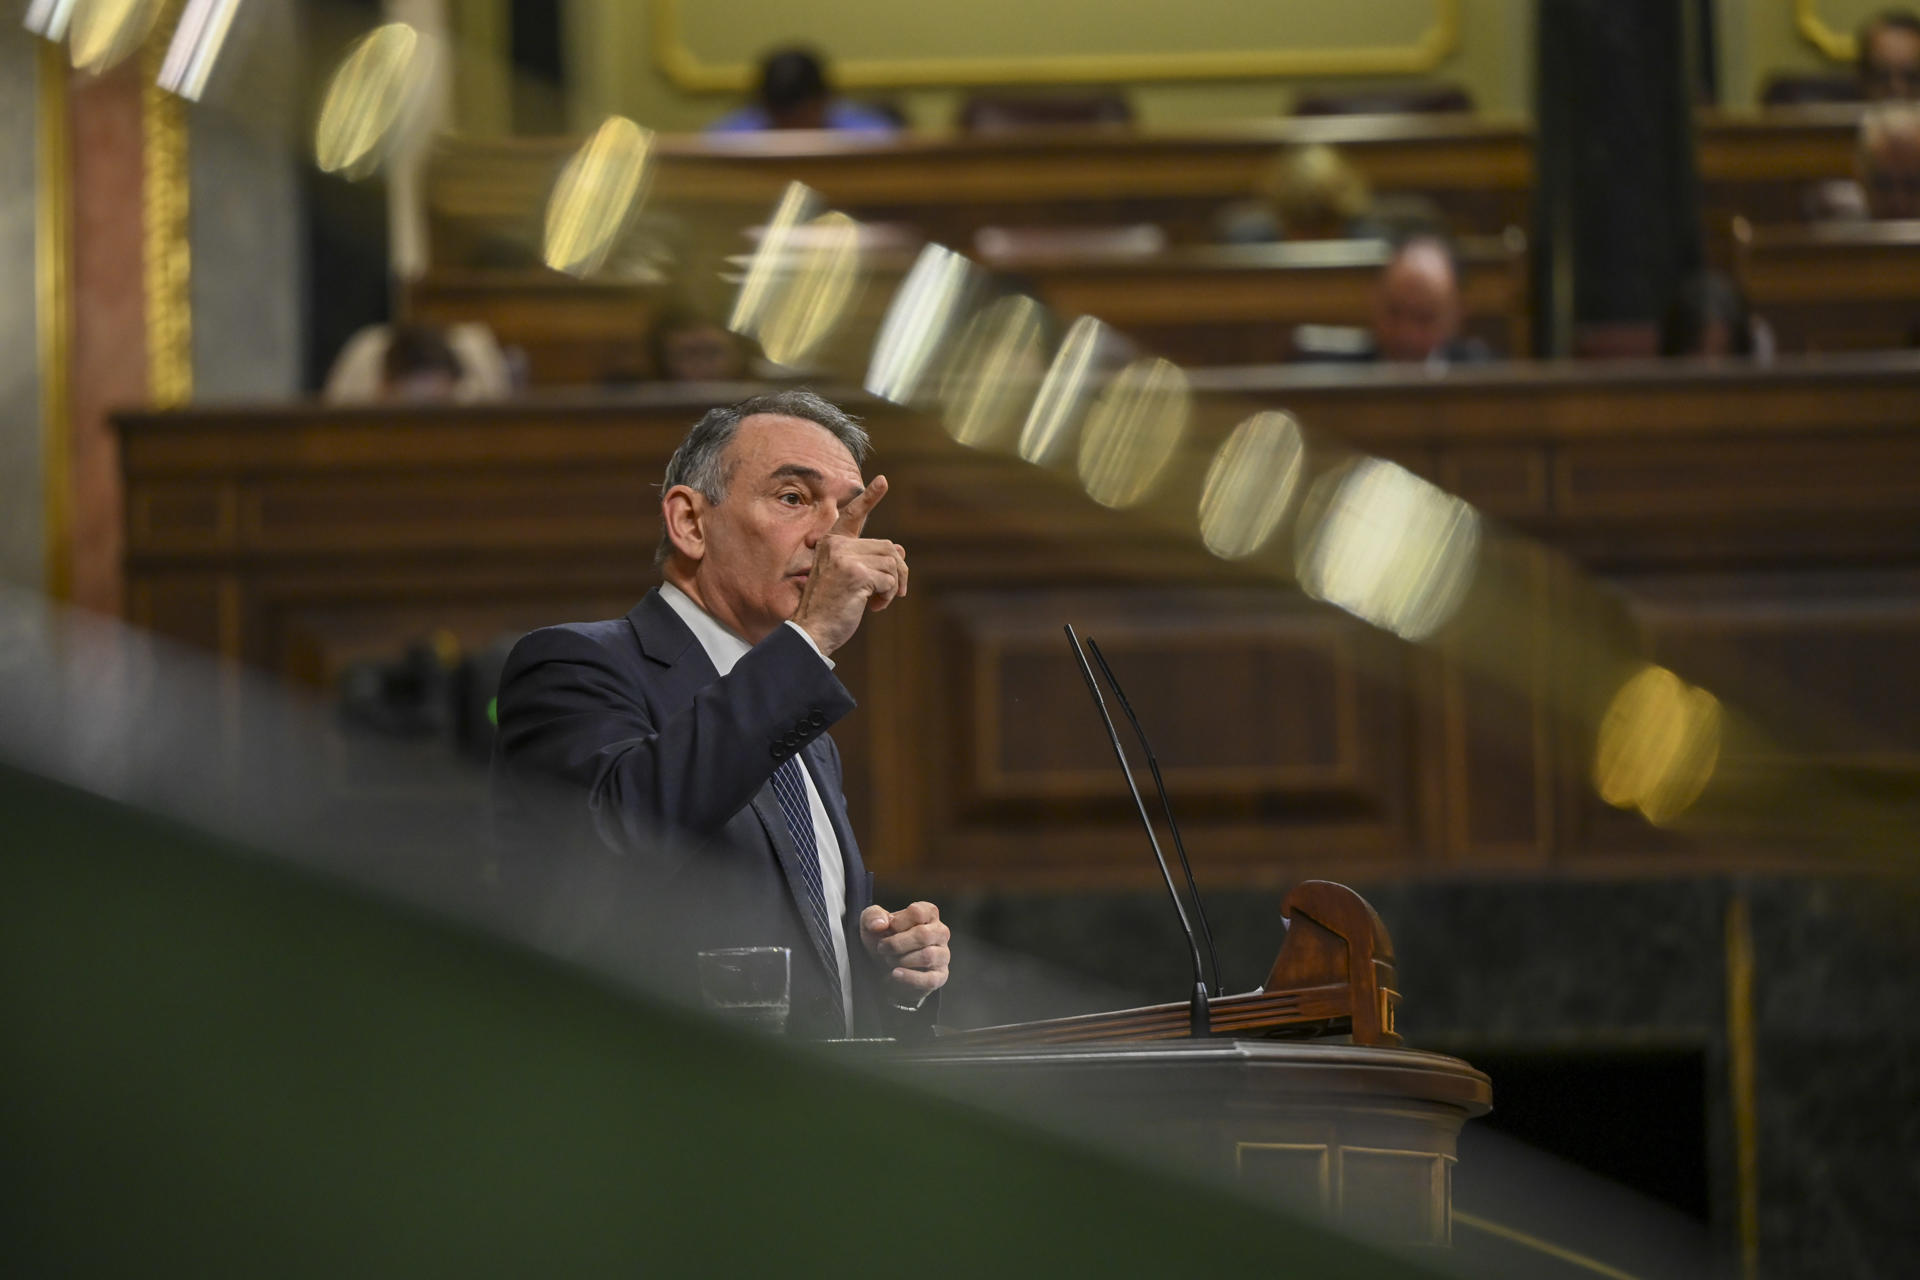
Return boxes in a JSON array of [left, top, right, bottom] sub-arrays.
[[790, 475, 910, 656]]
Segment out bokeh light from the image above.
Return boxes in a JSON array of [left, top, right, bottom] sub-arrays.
[[1077, 357, 1190, 509], [1594, 664, 1724, 825], [938, 294, 1048, 450], [67, 0, 164, 75], [756, 211, 865, 369], [1019, 316, 1115, 467], [1294, 458, 1480, 641], [864, 244, 977, 405], [542, 116, 655, 278], [1198, 411, 1307, 561], [313, 23, 438, 182]]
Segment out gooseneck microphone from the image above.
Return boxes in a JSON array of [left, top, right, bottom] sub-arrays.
[[1064, 624, 1210, 1039], [1085, 637, 1224, 998]]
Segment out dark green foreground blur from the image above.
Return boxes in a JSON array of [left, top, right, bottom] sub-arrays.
[[0, 763, 1445, 1278]]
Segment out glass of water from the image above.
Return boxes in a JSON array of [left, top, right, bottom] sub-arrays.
[[696, 946, 791, 1034]]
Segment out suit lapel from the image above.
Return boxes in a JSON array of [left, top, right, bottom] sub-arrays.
[[626, 588, 844, 987]]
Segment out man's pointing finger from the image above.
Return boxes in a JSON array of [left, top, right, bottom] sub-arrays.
[[833, 474, 888, 537]]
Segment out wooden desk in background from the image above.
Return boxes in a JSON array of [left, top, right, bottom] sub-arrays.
[[424, 107, 1860, 270], [1735, 218, 1920, 352], [116, 359, 1920, 889], [405, 232, 1529, 384]]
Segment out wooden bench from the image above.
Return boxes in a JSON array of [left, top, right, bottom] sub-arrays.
[[1734, 217, 1920, 352]]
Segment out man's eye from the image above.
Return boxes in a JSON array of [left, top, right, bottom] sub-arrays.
[[778, 492, 806, 506]]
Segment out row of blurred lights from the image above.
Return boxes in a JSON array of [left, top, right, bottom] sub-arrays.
[[27, 0, 243, 98], [40, 12, 1727, 830]]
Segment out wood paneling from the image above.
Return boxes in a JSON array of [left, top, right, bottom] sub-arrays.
[[116, 357, 1920, 886], [1735, 219, 1920, 353]]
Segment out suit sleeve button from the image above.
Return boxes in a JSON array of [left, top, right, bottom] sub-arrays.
[[807, 711, 827, 729], [770, 744, 788, 759]]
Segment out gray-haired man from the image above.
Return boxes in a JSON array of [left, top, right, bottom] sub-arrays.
[[491, 390, 947, 1038]]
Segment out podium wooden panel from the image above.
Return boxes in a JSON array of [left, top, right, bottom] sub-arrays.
[[897, 1040, 1491, 1248], [1734, 219, 1920, 353]]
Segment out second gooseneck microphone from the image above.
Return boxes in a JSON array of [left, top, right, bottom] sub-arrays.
[[1064, 624, 1210, 1039]]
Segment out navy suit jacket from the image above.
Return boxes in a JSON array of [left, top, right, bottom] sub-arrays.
[[490, 589, 927, 1039]]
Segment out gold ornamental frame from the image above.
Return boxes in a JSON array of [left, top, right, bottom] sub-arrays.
[[651, 0, 1461, 91], [1795, 0, 1859, 63]]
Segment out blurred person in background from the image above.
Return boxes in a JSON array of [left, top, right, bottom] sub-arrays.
[[1860, 9, 1920, 100], [1215, 143, 1379, 244], [323, 321, 513, 403], [1860, 102, 1920, 218], [1368, 236, 1488, 365], [650, 308, 750, 383], [491, 391, 946, 1040], [708, 47, 900, 135], [1658, 271, 1769, 360]]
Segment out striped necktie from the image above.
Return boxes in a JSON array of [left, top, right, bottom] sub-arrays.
[[767, 756, 840, 976]]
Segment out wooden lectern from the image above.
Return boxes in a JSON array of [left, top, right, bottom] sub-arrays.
[[903, 882, 1490, 1248]]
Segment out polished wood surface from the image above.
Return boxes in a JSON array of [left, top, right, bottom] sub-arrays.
[[1735, 218, 1920, 352], [897, 1038, 1490, 1249], [116, 357, 1920, 887], [945, 880, 1401, 1047]]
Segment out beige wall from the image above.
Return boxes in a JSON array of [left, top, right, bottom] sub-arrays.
[[1721, 0, 1879, 107], [445, 2, 1889, 136], [535, 0, 1534, 134]]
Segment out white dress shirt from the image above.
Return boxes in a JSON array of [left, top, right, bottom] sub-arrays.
[[658, 582, 854, 1029]]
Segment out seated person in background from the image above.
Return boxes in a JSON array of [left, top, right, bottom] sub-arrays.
[[1215, 144, 1379, 244], [651, 308, 750, 383], [1861, 9, 1920, 100], [1658, 271, 1769, 360], [323, 322, 512, 403], [1293, 236, 1488, 365], [1372, 238, 1487, 364], [1862, 102, 1920, 218], [708, 47, 899, 135]]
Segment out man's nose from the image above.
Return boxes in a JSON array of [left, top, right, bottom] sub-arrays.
[[805, 500, 839, 545]]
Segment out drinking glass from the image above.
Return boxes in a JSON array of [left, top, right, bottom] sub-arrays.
[[696, 946, 791, 1034]]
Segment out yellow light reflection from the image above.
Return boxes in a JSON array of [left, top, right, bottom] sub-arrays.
[[864, 244, 976, 404], [1199, 411, 1307, 560], [758, 211, 864, 368], [1019, 316, 1112, 466], [1077, 357, 1191, 509], [938, 294, 1047, 450], [728, 183, 819, 340], [542, 116, 655, 278], [68, 0, 164, 74], [1294, 458, 1480, 641], [1594, 664, 1723, 826], [314, 23, 435, 181]]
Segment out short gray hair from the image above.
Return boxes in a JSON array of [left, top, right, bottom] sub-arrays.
[[655, 389, 871, 566]]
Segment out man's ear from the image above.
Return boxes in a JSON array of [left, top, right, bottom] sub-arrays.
[[661, 485, 709, 563]]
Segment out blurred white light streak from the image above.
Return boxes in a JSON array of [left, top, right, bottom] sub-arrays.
[[727, 183, 819, 340], [156, 0, 241, 101], [864, 244, 973, 403], [24, 0, 79, 39], [1018, 316, 1110, 466]]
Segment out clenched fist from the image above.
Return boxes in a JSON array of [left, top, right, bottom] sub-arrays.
[[791, 475, 910, 656]]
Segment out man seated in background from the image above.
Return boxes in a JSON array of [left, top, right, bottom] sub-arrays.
[[1861, 102, 1920, 218], [650, 308, 749, 383], [1369, 238, 1488, 364], [1860, 9, 1920, 101], [708, 47, 900, 135], [1658, 271, 1768, 360], [1214, 144, 1378, 244], [322, 322, 513, 403]]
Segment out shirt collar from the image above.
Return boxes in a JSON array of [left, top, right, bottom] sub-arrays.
[[658, 581, 752, 676]]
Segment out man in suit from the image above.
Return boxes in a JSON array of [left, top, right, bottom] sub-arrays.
[[491, 390, 947, 1039]]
